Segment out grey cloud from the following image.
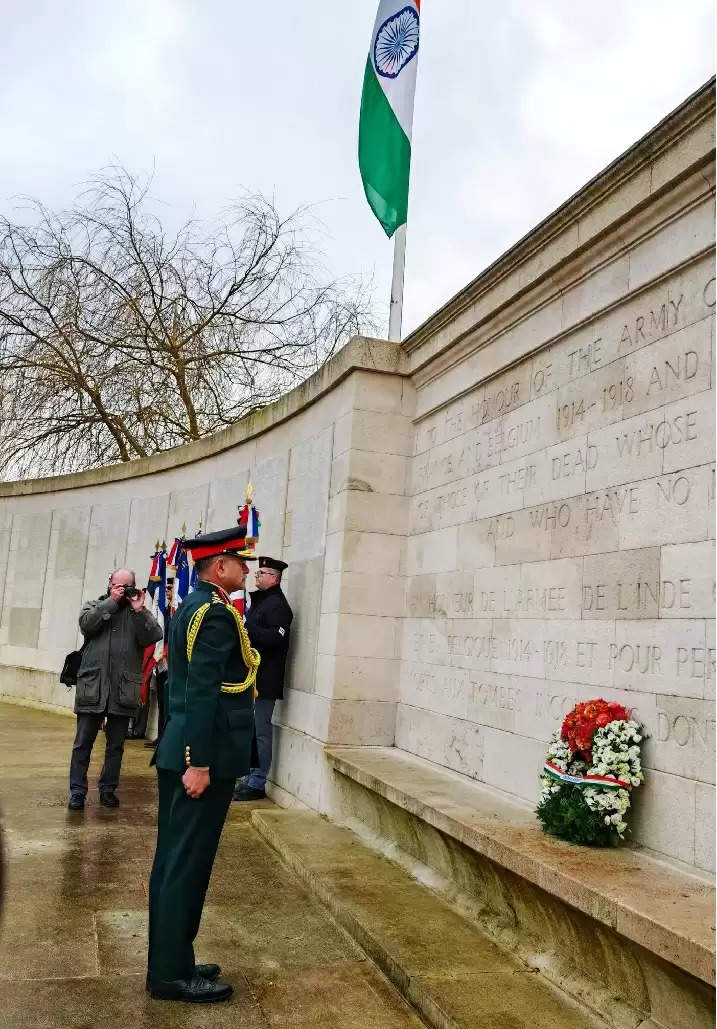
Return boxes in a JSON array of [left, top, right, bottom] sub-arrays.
[[0, 0, 713, 336]]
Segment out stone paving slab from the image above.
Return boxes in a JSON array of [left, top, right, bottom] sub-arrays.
[[0, 974, 269, 1029], [247, 962, 431, 1028], [0, 702, 424, 1029]]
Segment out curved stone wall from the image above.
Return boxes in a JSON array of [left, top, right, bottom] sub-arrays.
[[0, 335, 414, 816], [1, 81, 714, 870]]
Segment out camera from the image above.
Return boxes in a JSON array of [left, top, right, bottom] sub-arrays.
[[123, 585, 140, 600]]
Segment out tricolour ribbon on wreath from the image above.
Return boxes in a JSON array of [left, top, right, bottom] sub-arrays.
[[542, 761, 631, 791]]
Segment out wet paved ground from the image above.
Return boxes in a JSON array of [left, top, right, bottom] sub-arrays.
[[0, 702, 424, 1028]]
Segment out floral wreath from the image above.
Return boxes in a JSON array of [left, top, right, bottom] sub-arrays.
[[536, 699, 645, 847]]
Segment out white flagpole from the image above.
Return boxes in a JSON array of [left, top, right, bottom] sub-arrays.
[[388, 223, 407, 341]]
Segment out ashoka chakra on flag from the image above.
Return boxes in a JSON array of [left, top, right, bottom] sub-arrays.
[[374, 6, 419, 79]]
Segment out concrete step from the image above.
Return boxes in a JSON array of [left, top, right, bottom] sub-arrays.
[[253, 808, 605, 1029]]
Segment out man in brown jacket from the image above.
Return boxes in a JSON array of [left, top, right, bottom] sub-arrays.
[[67, 568, 162, 810]]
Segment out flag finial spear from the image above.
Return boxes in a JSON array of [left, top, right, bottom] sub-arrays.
[[181, 522, 186, 537], [246, 481, 253, 505]]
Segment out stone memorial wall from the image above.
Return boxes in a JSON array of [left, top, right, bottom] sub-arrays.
[[401, 256, 715, 868], [0, 82, 713, 873], [396, 84, 715, 871]]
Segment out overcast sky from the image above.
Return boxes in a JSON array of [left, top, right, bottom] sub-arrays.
[[1, 1, 714, 336]]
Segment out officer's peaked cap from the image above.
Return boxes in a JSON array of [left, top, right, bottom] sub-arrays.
[[184, 527, 257, 561]]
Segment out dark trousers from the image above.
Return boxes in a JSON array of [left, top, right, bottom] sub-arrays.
[[245, 697, 276, 790], [148, 769, 234, 983], [69, 712, 130, 796]]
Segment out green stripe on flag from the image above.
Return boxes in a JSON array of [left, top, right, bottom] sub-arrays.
[[358, 57, 411, 238]]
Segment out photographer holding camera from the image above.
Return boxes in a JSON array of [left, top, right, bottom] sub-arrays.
[[67, 568, 162, 811]]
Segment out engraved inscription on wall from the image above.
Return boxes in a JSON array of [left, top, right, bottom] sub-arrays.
[[401, 256, 716, 821]]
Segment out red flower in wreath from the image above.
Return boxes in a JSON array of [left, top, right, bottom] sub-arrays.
[[560, 699, 630, 761]]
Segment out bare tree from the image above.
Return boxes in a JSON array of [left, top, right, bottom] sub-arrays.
[[0, 167, 376, 479]]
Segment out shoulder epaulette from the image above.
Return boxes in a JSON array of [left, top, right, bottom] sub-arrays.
[[186, 602, 211, 662]]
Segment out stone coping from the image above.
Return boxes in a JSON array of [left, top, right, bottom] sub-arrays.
[[0, 335, 404, 497], [326, 745, 716, 986]]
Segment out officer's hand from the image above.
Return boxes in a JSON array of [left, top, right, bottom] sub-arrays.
[[109, 583, 126, 603], [182, 766, 210, 799], [129, 588, 146, 613]]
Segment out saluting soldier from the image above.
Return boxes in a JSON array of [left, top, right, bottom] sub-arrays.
[[147, 526, 259, 1004]]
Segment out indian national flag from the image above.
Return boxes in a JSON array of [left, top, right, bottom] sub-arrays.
[[359, 1, 420, 238]]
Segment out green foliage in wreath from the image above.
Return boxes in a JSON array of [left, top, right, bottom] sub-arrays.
[[536, 700, 645, 848], [536, 785, 619, 848]]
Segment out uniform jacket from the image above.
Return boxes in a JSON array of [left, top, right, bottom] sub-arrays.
[[155, 579, 254, 780], [76, 594, 162, 715], [245, 585, 293, 700]]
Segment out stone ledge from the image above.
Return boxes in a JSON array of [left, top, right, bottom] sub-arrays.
[[326, 745, 715, 986]]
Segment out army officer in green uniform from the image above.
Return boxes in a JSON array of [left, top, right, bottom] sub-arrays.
[[147, 526, 259, 1004]]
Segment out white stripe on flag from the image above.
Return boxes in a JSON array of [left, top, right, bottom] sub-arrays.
[[369, 0, 420, 141]]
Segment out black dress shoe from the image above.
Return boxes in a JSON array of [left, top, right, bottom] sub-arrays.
[[146, 964, 221, 991], [68, 794, 85, 811], [195, 963, 221, 981], [150, 975, 233, 1003], [99, 791, 120, 808], [232, 786, 266, 801]]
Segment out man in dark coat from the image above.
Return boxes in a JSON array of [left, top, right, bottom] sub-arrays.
[[233, 555, 292, 802], [147, 526, 259, 1004], [68, 568, 162, 810]]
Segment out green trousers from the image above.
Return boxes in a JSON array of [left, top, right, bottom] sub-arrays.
[[147, 768, 234, 983]]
